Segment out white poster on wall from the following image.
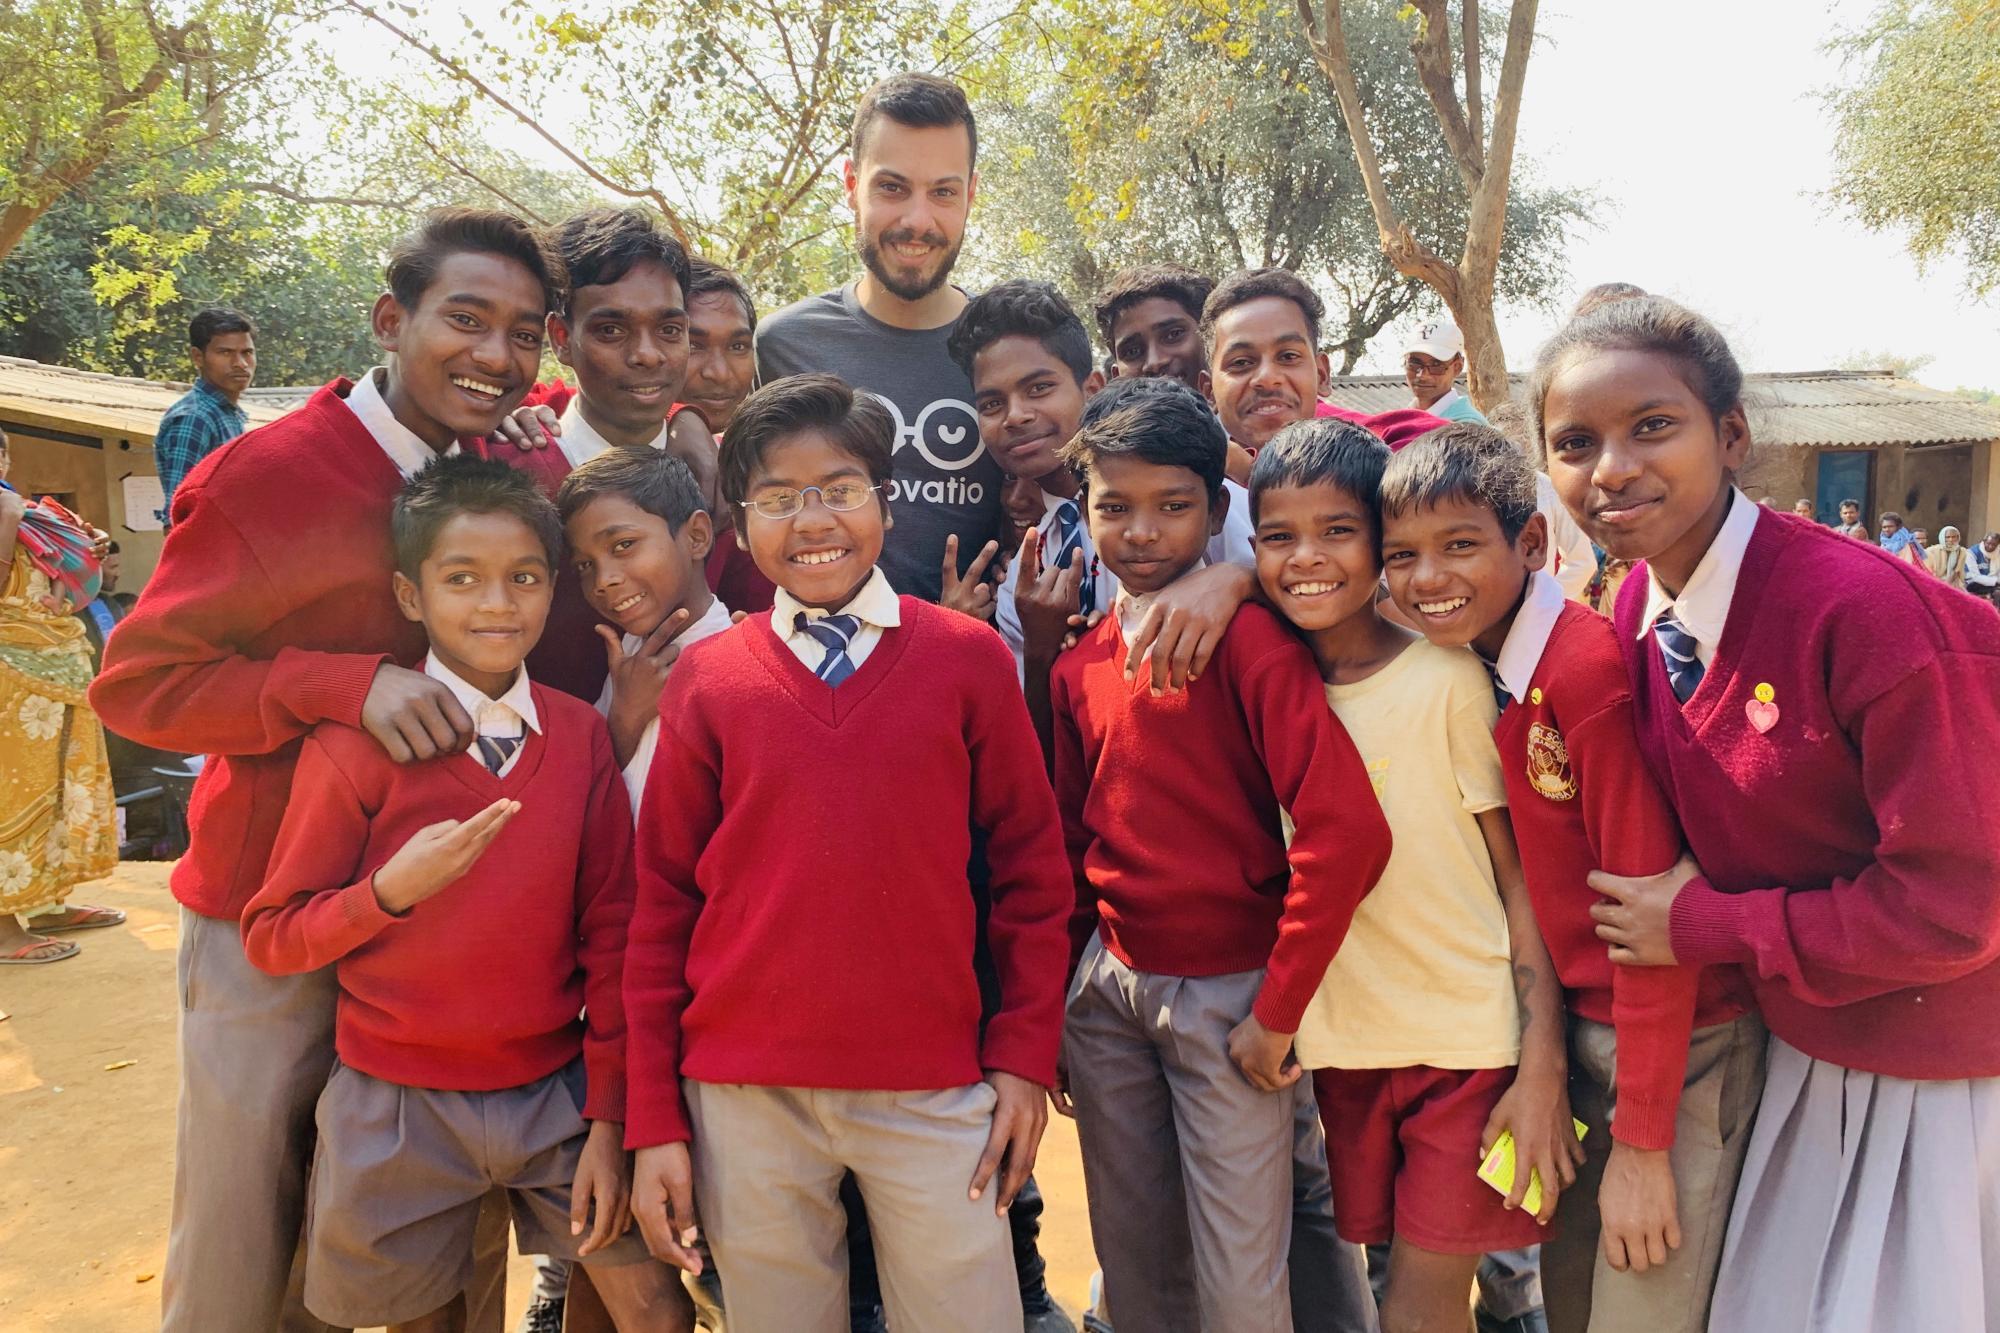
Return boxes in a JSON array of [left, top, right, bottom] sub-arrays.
[[121, 473, 165, 532]]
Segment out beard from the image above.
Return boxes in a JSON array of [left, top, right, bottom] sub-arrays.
[[857, 223, 963, 302]]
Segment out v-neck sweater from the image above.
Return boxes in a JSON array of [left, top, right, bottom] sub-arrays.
[[622, 596, 1073, 1149], [1496, 601, 1749, 1149], [1049, 602, 1393, 1034], [239, 684, 635, 1117], [1615, 510, 2000, 1079]]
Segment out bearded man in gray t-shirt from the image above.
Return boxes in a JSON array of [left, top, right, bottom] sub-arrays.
[[754, 74, 1002, 605]]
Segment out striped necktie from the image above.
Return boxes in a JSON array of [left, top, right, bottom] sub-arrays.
[[1653, 610, 1705, 704], [1052, 499, 1095, 615], [476, 733, 521, 775], [1481, 659, 1511, 715], [797, 612, 862, 687]]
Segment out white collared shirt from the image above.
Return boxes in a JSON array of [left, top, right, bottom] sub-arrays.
[[557, 397, 668, 471], [1490, 569, 1568, 704], [772, 565, 901, 676], [347, 367, 460, 481], [1535, 473, 1596, 603], [593, 595, 735, 812], [423, 652, 540, 777], [1637, 487, 1759, 669]]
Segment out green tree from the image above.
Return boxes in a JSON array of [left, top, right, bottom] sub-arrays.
[[1828, 0, 2000, 296]]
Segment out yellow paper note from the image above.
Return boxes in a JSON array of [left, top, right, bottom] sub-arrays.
[[1477, 1119, 1589, 1216]]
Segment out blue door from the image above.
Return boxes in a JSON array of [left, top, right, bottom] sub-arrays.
[[1815, 451, 1872, 526]]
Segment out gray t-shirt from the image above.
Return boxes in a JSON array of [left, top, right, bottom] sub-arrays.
[[755, 282, 1002, 602]]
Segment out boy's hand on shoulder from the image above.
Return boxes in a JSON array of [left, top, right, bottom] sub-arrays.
[[1480, 1061, 1583, 1226], [571, 1119, 633, 1257], [371, 798, 520, 913], [633, 1143, 704, 1274], [1226, 1013, 1303, 1092], [971, 1071, 1047, 1215], [1014, 528, 1083, 659], [1589, 853, 1700, 967], [599, 611, 690, 768], [490, 403, 560, 450], [1125, 562, 1256, 693], [940, 533, 1002, 622], [1599, 1141, 1681, 1274], [361, 663, 476, 763]]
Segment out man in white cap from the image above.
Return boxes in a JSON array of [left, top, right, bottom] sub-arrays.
[[1404, 321, 1486, 423]]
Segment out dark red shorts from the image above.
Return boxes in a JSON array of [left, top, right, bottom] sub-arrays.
[[1312, 1065, 1548, 1254]]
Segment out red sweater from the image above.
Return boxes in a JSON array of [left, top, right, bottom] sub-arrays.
[[1616, 511, 2000, 1079], [240, 686, 634, 1117], [1497, 601, 1748, 1149], [623, 598, 1073, 1149], [1050, 603, 1392, 1034], [91, 381, 426, 922]]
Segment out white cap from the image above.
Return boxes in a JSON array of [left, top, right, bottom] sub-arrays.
[[1406, 321, 1464, 361]]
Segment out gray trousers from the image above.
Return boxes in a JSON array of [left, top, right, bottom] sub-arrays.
[[1065, 936, 1301, 1333], [162, 907, 507, 1333]]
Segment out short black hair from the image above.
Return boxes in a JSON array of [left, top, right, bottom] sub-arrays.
[[1202, 267, 1324, 350], [104, 539, 120, 555], [1571, 281, 1648, 318], [557, 448, 706, 533], [946, 279, 1094, 384], [1093, 264, 1215, 349], [1530, 296, 1743, 453], [392, 454, 563, 579], [385, 208, 564, 316], [688, 256, 757, 332], [189, 308, 254, 351], [553, 206, 691, 318], [852, 72, 977, 170], [1379, 422, 1538, 542], [719, 374, 894, 527], [1248, 418, 1391, 534], [1841, 497, 1861, 509], [1059, 375, 1226, 504]]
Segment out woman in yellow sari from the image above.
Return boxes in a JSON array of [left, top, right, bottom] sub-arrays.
[[0, 440, 120, 964]]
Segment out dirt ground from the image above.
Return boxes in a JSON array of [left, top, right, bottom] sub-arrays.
[[0, 863, 1100, 1330]]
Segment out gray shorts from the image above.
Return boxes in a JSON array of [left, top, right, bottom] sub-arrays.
[[302, 1058, 649, 1327]]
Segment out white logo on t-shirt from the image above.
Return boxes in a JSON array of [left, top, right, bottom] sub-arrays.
[[864, 392, 986, 472]]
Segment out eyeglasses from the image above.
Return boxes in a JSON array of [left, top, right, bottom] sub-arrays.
[[737, 483, 881, 521]]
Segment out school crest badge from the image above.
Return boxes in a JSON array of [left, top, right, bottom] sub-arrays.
[[1526, 723, 1576, 802]]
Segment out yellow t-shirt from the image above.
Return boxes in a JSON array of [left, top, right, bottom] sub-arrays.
[[1293, 637, 1518, 1071]]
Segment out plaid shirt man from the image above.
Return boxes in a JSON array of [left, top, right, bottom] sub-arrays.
[[154, 377, 247, 526]]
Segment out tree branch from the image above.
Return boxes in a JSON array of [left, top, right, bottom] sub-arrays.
[[1461, 0, 1537, 284], [1410, 0, 1483, 193], [237, 180, 420, 211], [1463, 0, 1484, 162]]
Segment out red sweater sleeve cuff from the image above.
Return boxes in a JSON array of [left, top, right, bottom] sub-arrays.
[[1250, 977, 1310, 1036], [980, 1024, 1059, 1090], [623, 1091, 692, 1150], [1669, 877, 1758, 967], [1609, 1089, 1681, 1150], [282, 649, 390, 729], [583, 1054, 626, 1123]]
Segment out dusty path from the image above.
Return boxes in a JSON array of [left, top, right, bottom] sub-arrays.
[[0, 863, 1100, 1329]]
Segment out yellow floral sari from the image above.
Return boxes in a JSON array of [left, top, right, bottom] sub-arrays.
[[0, 554, 117, 914]]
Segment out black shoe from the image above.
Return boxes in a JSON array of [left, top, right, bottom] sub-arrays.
[[517, 1295, 565, 1333], [1024, 1294, 1078, 1333], [850, 1302, 890, 1333], [1474, 1309, 1548, 1333]]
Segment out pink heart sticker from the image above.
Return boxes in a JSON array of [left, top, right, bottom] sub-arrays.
[[1745, 698, 1779, 733]]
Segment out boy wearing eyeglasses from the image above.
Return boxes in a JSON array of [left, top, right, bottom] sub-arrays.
[[622, 372, 1073, 1332]]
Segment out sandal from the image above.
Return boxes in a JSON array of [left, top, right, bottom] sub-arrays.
[[35, 904, 126, 934], [0, 938, 80, 964]]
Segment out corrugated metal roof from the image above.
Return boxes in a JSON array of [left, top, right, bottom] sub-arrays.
[[0, 355, 293, 440], [1325, 370, 2000, 448]]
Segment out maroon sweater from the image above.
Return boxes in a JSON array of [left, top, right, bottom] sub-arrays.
[[91, 381, 424, 921], [1050, 603, 1392, 1034], [622, 598, 1073, 1149], [1498, 601, 1747, 1149], [1616, 510, 2000, 1079], [240, 687, 633, 1116]]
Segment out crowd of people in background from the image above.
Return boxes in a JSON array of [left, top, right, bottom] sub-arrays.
[[4, 64, 1999, 1333]]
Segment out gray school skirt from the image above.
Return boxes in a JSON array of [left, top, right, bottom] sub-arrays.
[[1708, 1033, 2000, 1332]]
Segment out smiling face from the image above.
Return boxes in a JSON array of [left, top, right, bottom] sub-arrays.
[[846, 119, 975, 304], [1382, 495, 1546, 659], [1001, 471, 1045, 547], [684, 288, 756, 434], [567, 493, 713, 638], [1404, 351, 1460, 410], [551, 260, 689, 446], [1208, 296, 1331, 450], [1108, 296, 1206, 389], [739, 431, 890, 611], [374, 251, 547, 449], [393, 510, 554, 698], [1082, 452, 1221, 597], [1541, 348, 1749, 589], [972, 333, 1096, 483], [1252, 480, 1381, 635]]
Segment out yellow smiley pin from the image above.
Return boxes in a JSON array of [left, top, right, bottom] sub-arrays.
[[1529, 687, 1544, 705], [1747, 682, 1779, 733], [1754, 682, 1775, 703]]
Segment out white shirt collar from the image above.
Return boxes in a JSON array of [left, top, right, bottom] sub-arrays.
[[1039, 487, 1083, 524], [347, 367, 459, 481], [622, 595, 734, 655], [1638, 486, 1759, 649], [423, 652, 541, 736], [557, 397, 667, 471], [771, 565, 901, 637], [1490, 569, 1567, 702], [1424, 386, 1467, 416]]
